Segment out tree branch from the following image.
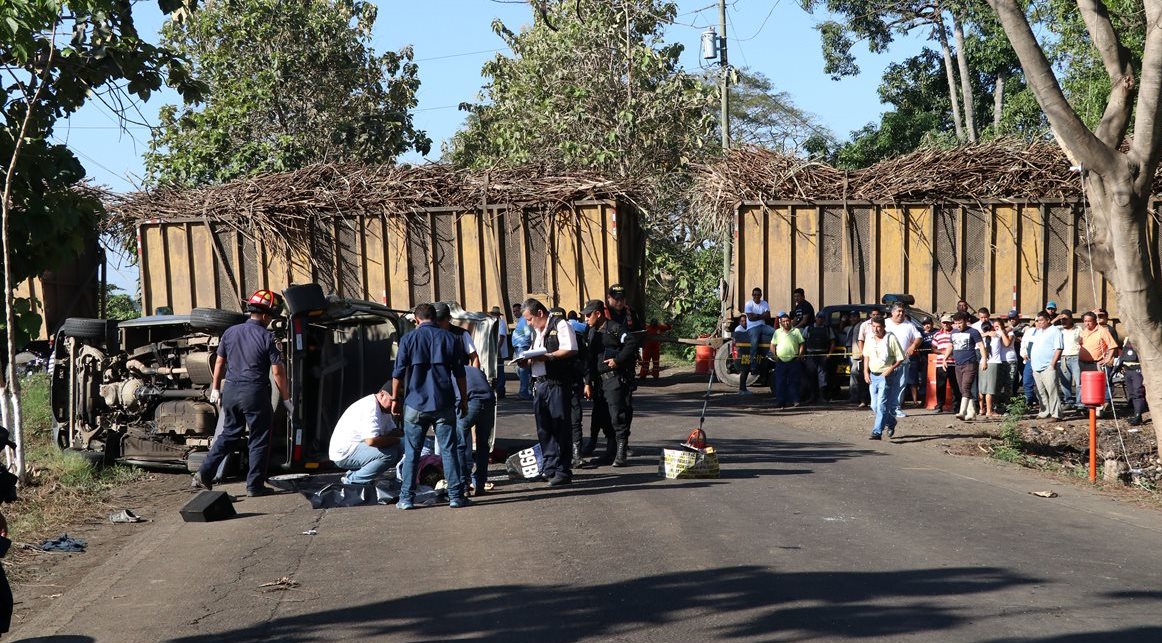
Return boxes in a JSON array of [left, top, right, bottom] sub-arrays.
[[1077, 0, 1136, 146], [1130, 3, 1162, 169], [986, 0, 1121, 174]]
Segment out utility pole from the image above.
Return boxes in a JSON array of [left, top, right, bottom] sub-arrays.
[[718, 0, 732, 331]]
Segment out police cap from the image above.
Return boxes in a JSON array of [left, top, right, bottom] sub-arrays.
[[580, 299, 604, 315], [433, 303, 451, 320], [606, 284, 626, 299]]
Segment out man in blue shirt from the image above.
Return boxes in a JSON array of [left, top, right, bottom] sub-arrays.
[[391, 303, 469, 510], [1027, 310, 1064, 420], [194, 289, 291, 497], [945, 312, 987, 421], [511, 303, 533, 400]]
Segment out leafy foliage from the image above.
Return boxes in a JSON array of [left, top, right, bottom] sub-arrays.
[[146, 0, 430, 187], [104, 284, 140, 321], [718, 69, 836, 154], [2, 0, 202, 339], [448, 0, 714, 182]]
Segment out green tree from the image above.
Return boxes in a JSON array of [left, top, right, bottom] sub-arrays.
[[146, 0, 430, 187], [2, 0, 203, 478], [719, 69, 836, 154], [448, 1, 718, 325], [104, 285, 140, 321]]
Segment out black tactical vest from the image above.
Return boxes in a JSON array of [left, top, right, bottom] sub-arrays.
[[543, 315, 581, 382]]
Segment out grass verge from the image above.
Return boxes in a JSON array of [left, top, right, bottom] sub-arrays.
[[6, 373, 145, 579]]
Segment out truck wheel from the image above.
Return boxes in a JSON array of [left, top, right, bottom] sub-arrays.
[[714, 342, 758, 389], [60, 317, 113, 340], [190, 307, 246, 333]]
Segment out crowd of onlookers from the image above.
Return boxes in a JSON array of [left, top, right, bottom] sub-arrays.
[[732, 289, 1147, 439]]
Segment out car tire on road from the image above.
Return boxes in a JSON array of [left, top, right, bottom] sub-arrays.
[[190, 307, 246, 333]]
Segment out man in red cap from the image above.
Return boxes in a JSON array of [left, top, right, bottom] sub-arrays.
[[194, 289, 292, 497]]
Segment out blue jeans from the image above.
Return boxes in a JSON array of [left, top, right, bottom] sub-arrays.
[[870, 369, 902, 436], [456, 398, 496, 490], [896, 361, 910, 405], [400, 406, 464, 503], [516, 360, 532, 397], [1023, 360, 1037, 404], [771, 359, 800, 404], [335, 442, 401, 484], [1057, 355, 1080, 406]]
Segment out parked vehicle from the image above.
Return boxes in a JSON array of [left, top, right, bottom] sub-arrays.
[[713, 294, 934, 390], [50, 283, 414, 472]]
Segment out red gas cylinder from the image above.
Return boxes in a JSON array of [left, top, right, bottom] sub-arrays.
[[694, 341, 715, 374], [1080, 371, 1107, 407]]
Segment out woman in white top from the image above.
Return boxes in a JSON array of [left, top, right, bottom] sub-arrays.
[[978, 320, 1013, 417]]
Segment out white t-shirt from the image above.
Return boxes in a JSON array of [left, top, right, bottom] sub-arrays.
[[328, 394, 396, 462], [885, 318, 920, 354], [495, 316, 509, 358], [993, 331, 1017, 363], [531, 318, 579, 377], [744, 300, 770, 330]]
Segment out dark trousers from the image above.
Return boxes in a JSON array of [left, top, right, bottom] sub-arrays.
[[771, 359, 800, 405], [803, 355, 829, 401], [1007, 362, 1021, 400], [534, 380, 573, 479], [935, 365, 959, 410], [955, 363, 977, 404], [495, 365, 507, 399], [1126, 369, 1147, 416], [591, 373, 633, 443], [849, 358, 870, 404], [570, 380, 584, 445], [1023, 360, 1037, 405], [200, 384, 272, 491]]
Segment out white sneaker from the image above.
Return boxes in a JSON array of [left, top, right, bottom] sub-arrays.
[[1036, 412, 1049, 419]]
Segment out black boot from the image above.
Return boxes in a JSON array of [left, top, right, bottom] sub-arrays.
[[571, 441, 583, 468], [581, 429, 598, 456], [1129, 414, 1144, 426], [613, 438, 628, 467]]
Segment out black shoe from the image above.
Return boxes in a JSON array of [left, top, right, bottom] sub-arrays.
[[887, 427, 895, 438], [571, 441, 583, 469], [547, 474, 572, 487], [1130, 415, 1144, 426], [868, 433, 882, 440], [191, 471, 213, 491], [247, 486, 275, 497]]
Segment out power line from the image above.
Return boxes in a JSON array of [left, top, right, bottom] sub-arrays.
[[736, 0, 781, 42], [413, 47, 509, 62]]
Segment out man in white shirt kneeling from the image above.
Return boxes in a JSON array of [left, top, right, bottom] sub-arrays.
[[329, 385, 403, 485]]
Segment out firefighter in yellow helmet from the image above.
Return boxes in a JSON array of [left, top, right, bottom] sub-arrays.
[[193, 290, 291, 497]]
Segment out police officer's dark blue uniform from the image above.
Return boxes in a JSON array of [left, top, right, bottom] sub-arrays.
[[580, 299, 639, 467], [519, 298, 580, 486], [193, 289, 291, 497]]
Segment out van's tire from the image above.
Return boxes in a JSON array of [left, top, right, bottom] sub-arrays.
[[60, 317, 112, 340], [190, 308, 246, 333]]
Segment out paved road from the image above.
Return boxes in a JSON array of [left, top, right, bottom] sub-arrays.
[[13, 373, 1162, 642]]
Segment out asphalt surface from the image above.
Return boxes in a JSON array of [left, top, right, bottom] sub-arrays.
[[12, 371, 1162, 642]]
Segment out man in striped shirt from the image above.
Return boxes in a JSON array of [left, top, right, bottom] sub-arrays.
[[931, 314, 957, 413]]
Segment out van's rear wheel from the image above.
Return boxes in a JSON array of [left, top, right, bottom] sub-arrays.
[[190, 308, 246, 333], [60, 318, 112, 340]]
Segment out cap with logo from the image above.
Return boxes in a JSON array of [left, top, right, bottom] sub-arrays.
[[580, 299, 605, 315], [607, 284, 626, 299]]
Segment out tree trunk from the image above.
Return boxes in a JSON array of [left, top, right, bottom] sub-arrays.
[[993, 71, 1006, 130], [952, 15, 977, 142], [934, 22, 966, 141], [1081, 170, 1162, 454]]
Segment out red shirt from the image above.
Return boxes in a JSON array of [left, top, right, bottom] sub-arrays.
[[931, 329, 952, 368]]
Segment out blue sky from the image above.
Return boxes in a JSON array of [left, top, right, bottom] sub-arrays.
[[67, 0, 926, 289]]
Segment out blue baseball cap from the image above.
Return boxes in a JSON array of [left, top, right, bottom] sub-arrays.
[[776, 310, 789, 318], [1046, 300, 1058, 309]]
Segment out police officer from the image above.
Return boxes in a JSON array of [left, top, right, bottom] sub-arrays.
[[605, 283, 641, 332], [1118, 337, 1148, 426], [550, 306, 588, 469], [518, 299, 580, 486], [194, 289, 292, 497], [580, 298, 640, 467]]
